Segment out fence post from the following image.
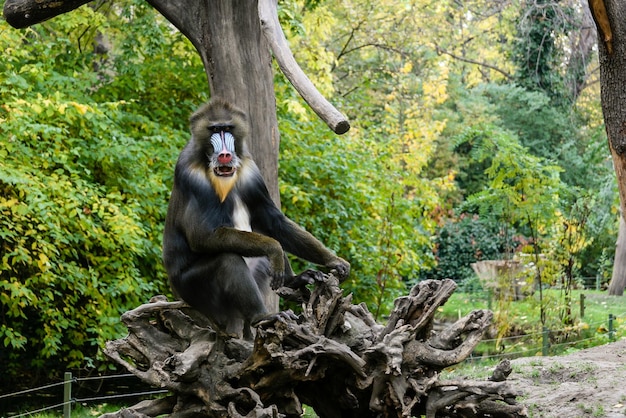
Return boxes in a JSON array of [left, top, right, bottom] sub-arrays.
[[63, 371, 72, 418], [579, 293, 585, 318], [609, 314, 615, 342], [542, 326, 549, 356]]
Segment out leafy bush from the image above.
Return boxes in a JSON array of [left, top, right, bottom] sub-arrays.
[[0, 95, 184, 379], [276, 93, 441, 317], [0, 4, 204, 387], [423, 214, 518, 284]]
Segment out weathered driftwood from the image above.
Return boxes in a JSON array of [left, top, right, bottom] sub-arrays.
[[101, 277, 527, 417]]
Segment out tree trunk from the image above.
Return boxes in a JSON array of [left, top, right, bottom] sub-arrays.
[[591, 0, 626, 296], [144, 0, 280, 205], [101, 277, 528, 418], [609, 215, 626, 295]]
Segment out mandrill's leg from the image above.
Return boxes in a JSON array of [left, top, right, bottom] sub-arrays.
[[173, 253, 268, 339]]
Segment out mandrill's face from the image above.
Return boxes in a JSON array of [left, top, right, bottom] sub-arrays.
[[189, 99, 251, 202], [208, 125, 239, 178]]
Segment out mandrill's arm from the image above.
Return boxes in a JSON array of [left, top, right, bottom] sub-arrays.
[[170, 184, 287, 279], [182, 218, 286, 280], [274, 216, 350, 279], [244, 184, 350, 281], [190, 226, 285, 276]]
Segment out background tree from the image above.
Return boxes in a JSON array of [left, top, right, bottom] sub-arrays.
[[590, 0, 626, 295]]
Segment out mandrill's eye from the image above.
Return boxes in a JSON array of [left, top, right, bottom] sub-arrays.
[[209, 125, 233, 134]]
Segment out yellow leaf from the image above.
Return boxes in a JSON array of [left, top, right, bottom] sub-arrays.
[[0, 198, 19, 208], [71, 102, 89, 115], [37, 253, 50, 271]]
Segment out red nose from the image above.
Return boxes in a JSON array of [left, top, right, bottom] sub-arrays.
[[218, 151, 232, 165]]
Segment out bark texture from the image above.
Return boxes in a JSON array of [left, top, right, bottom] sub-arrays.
[[3, 0, 92, 28], [591, 0, 626, 295], [597, 1, 626, 165], [609, 215, 626, 295], [101, 277, 527, 417]]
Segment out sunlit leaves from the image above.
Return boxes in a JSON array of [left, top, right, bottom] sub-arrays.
[[277, 0, 460, 314], [0, 3, 201, 381]]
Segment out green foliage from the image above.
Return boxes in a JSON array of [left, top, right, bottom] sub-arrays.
[[432, 81, 616, 298], [278, 1, 454, 316], [0, 3, 204, 385], [277, 100, 437, 317], [512, 0, 576, 103], [91, 0, 208, 129], [457, 123, 565, 234], [472, 84, 608, 190], [423, 214, 517, 283]]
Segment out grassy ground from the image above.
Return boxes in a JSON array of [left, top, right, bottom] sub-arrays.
[[438, 287, 626, 379], [7, 403, 121, 418], [440, 288, 626, 326]]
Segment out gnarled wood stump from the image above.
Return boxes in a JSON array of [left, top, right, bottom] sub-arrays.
[[101, 277, 527, 417]]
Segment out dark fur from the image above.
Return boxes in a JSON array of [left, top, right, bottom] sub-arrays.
[[163, 98, 349, 339]]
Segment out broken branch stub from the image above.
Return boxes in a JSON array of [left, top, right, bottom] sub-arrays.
[[258, 0, 350, 135], [102, 278, 527, 417]]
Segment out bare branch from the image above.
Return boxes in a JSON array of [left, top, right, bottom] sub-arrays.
[[3, 0, 93, 28], [435, 43, 512, 80], [258, 0, 350, 135]]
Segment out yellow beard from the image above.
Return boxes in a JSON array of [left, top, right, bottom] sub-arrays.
[[209, 171, 238, 203]]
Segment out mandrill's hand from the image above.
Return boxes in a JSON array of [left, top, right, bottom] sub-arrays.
[[268, 243, 286, 290], [270, 271, 286, 290], [327, 257, 350, 281]]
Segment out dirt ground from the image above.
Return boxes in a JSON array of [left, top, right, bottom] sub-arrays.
[[506, 337, 626, 417]]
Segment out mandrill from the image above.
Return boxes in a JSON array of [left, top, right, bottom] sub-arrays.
[[162, 98, 350, 339]]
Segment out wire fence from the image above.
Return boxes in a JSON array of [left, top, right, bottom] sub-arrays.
[[1, 310, 624, 417], [463, 310, 625, 364], [0, 373, 168, 418]]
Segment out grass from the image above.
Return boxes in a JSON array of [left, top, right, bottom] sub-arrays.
[[438, 287, 626, 380], [440, 288, 626, 327], [6, 403, 121, 418], [439, 289, 626, 349]]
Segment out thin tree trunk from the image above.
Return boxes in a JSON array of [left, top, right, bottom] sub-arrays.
[[609, 215, 626, 295]]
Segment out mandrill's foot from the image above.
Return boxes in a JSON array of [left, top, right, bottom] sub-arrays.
[[252, 310, 299, 329], [291, 269, 326, 287], [277, 269, 325, 303]]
